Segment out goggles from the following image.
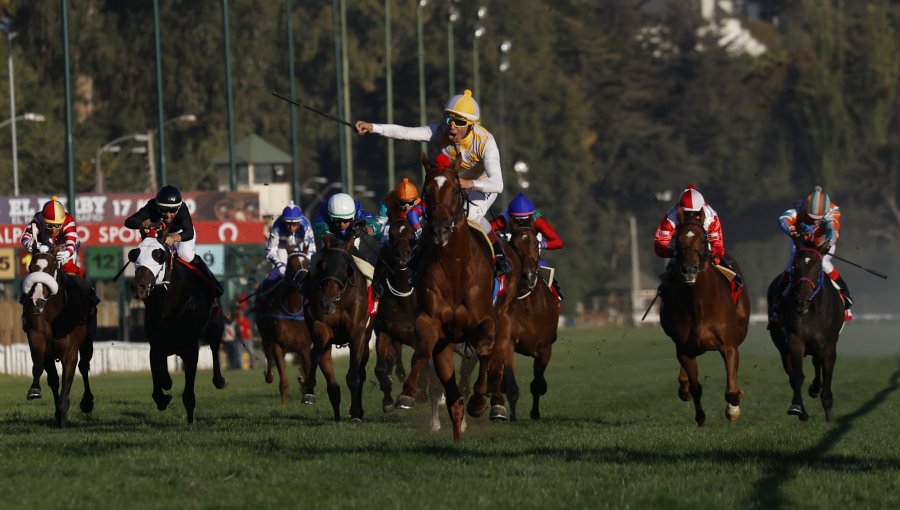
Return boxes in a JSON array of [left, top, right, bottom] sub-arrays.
[[332, 217, 353, 224], [444, 116, 471, 128], [511, 215, 532, 224], [157, 206, 180, 215], [397, 199, 417, 208], [284, 220, 300, 226], [44, 223, 63, 231]]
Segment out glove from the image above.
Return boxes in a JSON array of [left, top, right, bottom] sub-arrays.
[[277, 262, 286, 276], [350, 219, 369, 238], [713, 256, 722, 265], [822, 240, 833, 252], [539, 239, 548, 250], [56, 250, 69, 264], [789, 229, 802, 239]]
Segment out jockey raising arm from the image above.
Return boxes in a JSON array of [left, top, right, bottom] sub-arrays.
[[265, 201, 315, 279], [20, 196, 82, 275], [356, 89, 511, 274], [124, 185, 223, 297]]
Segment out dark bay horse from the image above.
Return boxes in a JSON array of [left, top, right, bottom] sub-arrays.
[[373, 218, 452, 431], [767, 239, 843, 421], [659, 208, 750, 426], [305, 233, 373, 422], [502, 224, 559, 421], [21, 244, 96, 427], [401, 155, 520, 440], [256, 242, 314, 405], [129, 234, 227, 424]]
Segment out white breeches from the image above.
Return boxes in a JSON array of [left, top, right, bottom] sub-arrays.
[[175, 236, 196, 262], [466, 190, 497, 234], [785, 240, 835, 274]]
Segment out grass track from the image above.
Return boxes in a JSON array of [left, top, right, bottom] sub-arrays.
[[1, 324, 898, 509]]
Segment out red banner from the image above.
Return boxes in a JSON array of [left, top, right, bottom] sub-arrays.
[[0, 221, 266, 248]]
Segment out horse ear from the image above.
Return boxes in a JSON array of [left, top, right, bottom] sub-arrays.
[[420, 152, 431, 172], [676, 206, 685, 225], [697, 207, 706, 223], [127, 248, 140, 263], [322, 232, 337, 250]]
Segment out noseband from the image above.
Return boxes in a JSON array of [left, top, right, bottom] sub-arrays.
[[793, 248, 825, 301]]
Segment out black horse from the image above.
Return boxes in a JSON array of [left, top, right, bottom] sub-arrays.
[[129, 234, 227, 424], [767, 239, 843, 421], [21, 244, 96, 427]]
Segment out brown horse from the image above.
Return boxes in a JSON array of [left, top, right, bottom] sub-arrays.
[[21, 244, 96, 427], [305, 232, 373, 422], [373, 218, 452, 431], [767, 239, 843, 421], [659, 208, 750, 426], [502, 224, 559, 420], [399, 155, 520, 440], [256, 242, 315, 405], [129, 234, 227, 424]]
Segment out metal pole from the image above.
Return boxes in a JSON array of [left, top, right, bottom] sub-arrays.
[[339, 0, 353, 193], [447, 11, 455, 99], [473, 36, 479, 101], [223, 0, 237, 191], [630, 214, 641, 323], [332, 0, 347, 191], [95, 147, 103, 193], [385, 0, 395, 188], [147, 132, 157, 191], [4, 27, 18, 196], [416, 2, 426, 156], [153, 0, 167, 187], [499, 69, 506, 204], [286, 0, 301, 206], [62, 0, 75, 210]]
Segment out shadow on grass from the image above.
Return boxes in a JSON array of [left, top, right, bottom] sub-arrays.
[[752, 362, 900, 507]]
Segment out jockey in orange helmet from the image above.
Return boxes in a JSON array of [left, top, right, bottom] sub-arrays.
[[768, 186, 852, 325], [654, 185, 742, 287], [375, 177, 422, 237], [20, 196, 83, 277]]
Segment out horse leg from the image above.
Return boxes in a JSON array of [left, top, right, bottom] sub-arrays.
[[345, 327, 370, 423], [300, 340, 317, 405], [676, 352, 705, 427], [374, 333, 397, 413], [400, 315, 440, 410], [786, 340, 809, 421], [467, 316, 497, 419], [45, 358, 61, 404], [318, 349, 341, 421], [208, 331, 227, 390], [458, 345, 477, 401], [808, 355, 823, 399], [78, 335, 94, 414], [427, 360, 444, 432], [503, 346, 519, 422], [393, 340, 407, 382], [720, 345, 743, 422], [273, 342, 290, 405], [433, 341, 465, 441], [56, 348, 79, 428], [677, 367, 690, 401], [820, 346, 837, 421], [263, 341, 275, 384], [149, 345, 173, 412], [488, 316, 512, 421], [27, 339, 45, 400], [530, 345, 552, 420], [181, 349, 199, 424]]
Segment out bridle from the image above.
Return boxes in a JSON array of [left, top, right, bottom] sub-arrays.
[[512, 225, 540, 299], [675, 220, 710, 266], [422, 169, 469, 235], [316, 247, 356, 303], [383, 221, 415, 298], [792, 247, 825, 301]]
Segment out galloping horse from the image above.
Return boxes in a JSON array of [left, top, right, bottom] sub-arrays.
[[256, 242, 315, 405], [767, 239, 843, 421], [373, 218, 451, 431], [305, 232, 373, 422], [502, 223, 559, 421], [659, 208, 750, 426], [400, 154, 520, 440], [21, 244, 96, 427], [129, 233, 227, 424]]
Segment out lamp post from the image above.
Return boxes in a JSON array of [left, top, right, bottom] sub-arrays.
[[146, 114, 197, 191], [447, 4, 459, 99], [95, 132, 151, 193], [1, 112, 46, 196], [473, 6, 487, 100], [1, 17, 20, 196], [416, 0, 428, 155], [384, 0, 396, 188], [498, 39, 511, 203]]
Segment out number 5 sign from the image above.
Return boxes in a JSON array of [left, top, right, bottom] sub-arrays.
[[0, 247, 15, 280]]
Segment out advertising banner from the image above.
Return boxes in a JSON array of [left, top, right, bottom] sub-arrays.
[[0, 221, 266, 248]]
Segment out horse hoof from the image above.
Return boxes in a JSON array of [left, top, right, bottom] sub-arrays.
[[162, 377, 173, 391], [808, 385, 821, 399], [490, 405, 509, 421], [26, 388, 41, 400], [396, 394, 416, 410], [80, 398, 94, 414], [467, 396, 487, 418], [155, 394, 173, 411], [725, 403, 741, 422], [214, 377, 227, 390], [301, 394, 317, 405], [264, 372, 274, 384], [530, 410, 541, 420], [382, 398, 395, 414], [787, 404, 808, 420], [350, 417, 363, 424]]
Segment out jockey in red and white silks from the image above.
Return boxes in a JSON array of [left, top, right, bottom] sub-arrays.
[[20, 196, 83, 276], [654, 185, 726, 261]]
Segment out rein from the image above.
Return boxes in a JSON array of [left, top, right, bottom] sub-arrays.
[[317, 248, 357, 302], [422, 170, 470, 234], [793, 248, 825, 300], [512, 226, 540, 299], [675, 220, 710, 266]]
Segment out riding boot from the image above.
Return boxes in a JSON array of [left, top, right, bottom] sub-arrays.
[[831, 272, 853, 320], [191, 255, 224, 298], [717, 256, 743, 289], [552, 280, 565, 301], [486, 231, 512, 275], [767, 271, 790, 329]]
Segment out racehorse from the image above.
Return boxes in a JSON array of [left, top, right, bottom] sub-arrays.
[[767, 239, 843, 421], [502, 223, 559, 420], [658, 208, 750, 426], [21, 244, 96, 427], [129, 232, 227, 424], [373, 218, 451, 431], [399, 154, 520, 440], [256, 242, 315, 405], [305, 232, 373, 422]]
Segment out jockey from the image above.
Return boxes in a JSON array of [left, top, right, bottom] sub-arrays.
[[490, 192, 565, 299], [355, 89, 512, 275], [769, 186, 852, 324], [375, 177, 422, 237], [124, 185, 224, 298], [254, 201, 316, 313], [654, 185, 742, 287], [312, 192, 381, 252], [21, 196, 83, 277]]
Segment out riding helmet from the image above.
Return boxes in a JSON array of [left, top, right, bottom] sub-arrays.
[[805, 186, 831, 220], [327, 193, 356, 220], [395, 178, 419, 202], [156, 185, 183, 212], [282, 201, 304, 222], [444, 89, 480, 123], [41, 197, 67, 226], [508, 193, 535, 218], [678, 184, 705, 212]]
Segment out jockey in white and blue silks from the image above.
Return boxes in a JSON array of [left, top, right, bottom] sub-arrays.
[[355, 89, 511, 275], [264, 201, 315, 282]]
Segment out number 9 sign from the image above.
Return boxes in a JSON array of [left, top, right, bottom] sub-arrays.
[[196, 244, 225, 276]]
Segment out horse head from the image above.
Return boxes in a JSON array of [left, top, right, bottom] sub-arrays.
[[313, 233, 357, 315], [129, 236, 170, 300], [790, 238, 827, 316], [385, 218, 416, 269], [509, 223, 541, 294], [284, 241, 311, 286], [674, 208, 710, 286], [22, 244, 61, 314], [421, 153, 466, 246]]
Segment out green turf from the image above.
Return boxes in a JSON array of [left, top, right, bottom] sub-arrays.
[[1, 324, 898, 509]]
